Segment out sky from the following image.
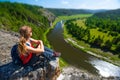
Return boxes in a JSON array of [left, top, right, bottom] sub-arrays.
[[1, 0, 120, 9]]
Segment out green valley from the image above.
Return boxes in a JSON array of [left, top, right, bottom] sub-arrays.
[[63, 12, 120, 66]]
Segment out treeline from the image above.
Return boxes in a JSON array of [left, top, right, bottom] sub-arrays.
[[65, 20, 90, 41], [0, 2, 55, 42], [84, 9, 120, 55], [85, 9, 120, 34], [47, 8, 107, 16], [65, 20, 120, 57]]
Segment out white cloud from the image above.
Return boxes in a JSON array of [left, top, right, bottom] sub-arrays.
[[61, 0, 69, 5], [79, 4, 87, 9], [72, 0, 119, 9]]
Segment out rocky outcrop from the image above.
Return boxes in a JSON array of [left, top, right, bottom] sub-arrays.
[[0, 30, 19, 66], [0, 30, 60, 80], [0, 57, 60, 80], [58, 66, 120, 80], [41, 9, 56, 22]]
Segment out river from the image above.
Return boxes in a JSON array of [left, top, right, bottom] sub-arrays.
[[47, 21, 120, 77]]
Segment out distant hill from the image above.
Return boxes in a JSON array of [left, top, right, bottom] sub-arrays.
[[86, 9, 120, 33], [47, 8, 107, 16], [85, 9, 120, 54], [0, 2, 55, 41]]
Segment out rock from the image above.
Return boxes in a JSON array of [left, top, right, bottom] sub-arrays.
[[0, 57, 60, 80], [0, 30, 19, 66], [57, 66, 120, 80], [0, 30, 60, 80]]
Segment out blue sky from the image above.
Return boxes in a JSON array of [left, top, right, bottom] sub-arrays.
[[1, 0, 120, 9]]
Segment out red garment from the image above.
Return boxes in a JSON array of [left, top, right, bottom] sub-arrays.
[[20, 53, 33, 64], [19, 42, 33, 64]]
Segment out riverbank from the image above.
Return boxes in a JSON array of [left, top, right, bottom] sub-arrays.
[[63, 24, 120, 67], [57, 66, 120, 80]]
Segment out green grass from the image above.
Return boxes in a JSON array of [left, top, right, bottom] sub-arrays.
[[73, 19, 87, 29], [59, 58, 69, 68], [73, 19, 114, 43], [90, 29, 113, 42]]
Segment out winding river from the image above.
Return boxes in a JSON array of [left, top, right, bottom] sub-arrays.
[[47, 21, 120, 77]]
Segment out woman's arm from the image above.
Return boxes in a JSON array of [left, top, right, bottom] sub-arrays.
[[30, 38, 41, 44], [26, 43, 44, 54]]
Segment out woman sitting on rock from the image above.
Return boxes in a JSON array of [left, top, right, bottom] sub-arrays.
[[17, 26, 61, 66]]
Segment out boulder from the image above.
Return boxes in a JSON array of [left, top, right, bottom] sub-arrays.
[[0, 57, 60, 80]]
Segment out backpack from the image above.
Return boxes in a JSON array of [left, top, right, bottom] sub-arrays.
[[11, 44, 23, 66]]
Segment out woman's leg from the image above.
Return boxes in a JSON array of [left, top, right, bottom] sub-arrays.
[[42, 50, 54, 60], [26, 54, 40, 66], [44, 46, 54, 53], [43, 46, 61, 59]]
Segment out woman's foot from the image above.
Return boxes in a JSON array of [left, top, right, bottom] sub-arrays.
[[53, 52, 61, 57]]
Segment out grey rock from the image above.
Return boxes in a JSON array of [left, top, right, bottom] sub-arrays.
[[0, 30, 60, 80], [0, 58, 59, 80]]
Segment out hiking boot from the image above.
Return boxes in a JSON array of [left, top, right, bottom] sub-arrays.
[[53, 52, 61, 57]]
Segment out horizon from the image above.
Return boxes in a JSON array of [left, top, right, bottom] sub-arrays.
[[0, 0, 120, 10]]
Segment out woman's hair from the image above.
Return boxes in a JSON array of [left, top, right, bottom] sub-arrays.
[[18, 26, 32, 55]]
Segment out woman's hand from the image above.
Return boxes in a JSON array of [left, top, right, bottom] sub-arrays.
[[38, 40, 43, 44], [30, 38, 43, 45], [37, 40, 44, 51]]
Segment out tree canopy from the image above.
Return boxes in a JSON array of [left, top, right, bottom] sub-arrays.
[[0, 2, 55, 42]]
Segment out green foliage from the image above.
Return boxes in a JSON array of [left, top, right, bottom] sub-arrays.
[[102, 40, 112, 50], [112, 36, 120, 45], [86, 9, 120, 33], [47, 8, 107, 16], [85, 9, 120, 54], [63, 14, 120, 64], [65, 17, 120, 56], [0, 2, 51, 43], [65, 20, 90, 41], [115, 42, 120, 54], [91, 35, 103, 47], [47, 8, 92, 16]]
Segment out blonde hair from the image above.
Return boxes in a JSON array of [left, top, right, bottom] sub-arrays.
[[18, 26, 32, 55]]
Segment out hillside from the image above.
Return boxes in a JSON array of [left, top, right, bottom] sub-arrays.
[[85, 9, 120, 54], [47, 8, 107, 16], [86, 9, 120, 33], [0, 2, 55, 42]]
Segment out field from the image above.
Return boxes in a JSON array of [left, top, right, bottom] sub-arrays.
[[73, 19, 114, 42]]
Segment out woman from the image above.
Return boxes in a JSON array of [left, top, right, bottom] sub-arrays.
[[17, 26, 61, 66]]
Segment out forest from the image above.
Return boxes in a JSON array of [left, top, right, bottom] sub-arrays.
[[0, 2, 55, 42], [65, 9, 120, 57], [47, 8, 107, 16], [86, 9, 120, 33]]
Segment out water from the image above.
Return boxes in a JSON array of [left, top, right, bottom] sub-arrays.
[[47, 21, 120, 77], [90, 58, 120, 77]]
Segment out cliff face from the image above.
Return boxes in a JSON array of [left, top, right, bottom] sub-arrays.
[[0, 30, 60, 80]]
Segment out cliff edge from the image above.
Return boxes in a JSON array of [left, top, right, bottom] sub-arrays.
[[0, 30, 60, 80]]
